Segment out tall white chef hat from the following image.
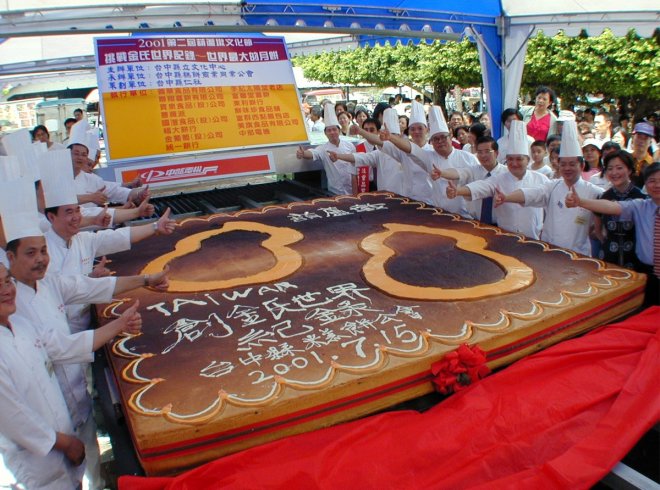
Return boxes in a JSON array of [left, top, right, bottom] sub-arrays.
[[0, 129, 41, 182], [508, 120, 530, 157], [0, 156, 22, 182], [86, 128, 100, 157], [323, 102, 340, 129], [0, 129, 31, 156], [428, 105, 449, 138], [409, 101, 427, 127], [68, 119, 91, 150], [382, 108, 401, 135], [39, 149, 78, 208], [559, 120, 583, 158], [0, 176, 42, 242]]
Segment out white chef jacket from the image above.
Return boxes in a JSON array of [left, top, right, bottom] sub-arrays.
[[354, 150, 404, 195], [13, 274, 116, 429], [467, 170, 550, 239], [310, 140, 356, 196], [408, 145, 481, 218], [522, 178, 604, 255], [74, 171, 131, 205], [456, 163, 508, 221], [380, 141, 434, 205], [0, 316, 93, 489], [45, 227, 131, 333]]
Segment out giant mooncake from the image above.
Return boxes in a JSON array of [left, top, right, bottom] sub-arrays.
[[99, 192, 645, 475]]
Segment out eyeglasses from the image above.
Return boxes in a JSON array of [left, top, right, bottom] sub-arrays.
[[476, 149, 494, 155], [0, 276, 16, 291]]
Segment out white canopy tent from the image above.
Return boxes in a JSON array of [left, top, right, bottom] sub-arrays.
[[0, 1, 657, 136]]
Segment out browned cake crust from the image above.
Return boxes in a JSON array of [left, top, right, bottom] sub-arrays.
[[100, 192, 645, 474]]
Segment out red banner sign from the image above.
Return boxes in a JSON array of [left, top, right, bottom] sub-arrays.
[[356, 165, 370, 194], [119, 154, 272, 186]]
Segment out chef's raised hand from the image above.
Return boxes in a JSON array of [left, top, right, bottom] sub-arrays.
[[565, 185, 580, 208], [446, 179, 458, 199], [120, 300, 142, 335], [494, 187, 506, 208], [156, 207, 176, 235], [145, 265, 170, 291]]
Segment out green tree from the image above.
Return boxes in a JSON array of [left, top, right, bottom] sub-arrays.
[[523, 30, 659, 119], [294, 39, 481, 107], [294, 30, 659, 120]]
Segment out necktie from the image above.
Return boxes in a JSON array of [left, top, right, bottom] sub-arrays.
[[654, 207, 660, 277], [481, 172, 494, 225]]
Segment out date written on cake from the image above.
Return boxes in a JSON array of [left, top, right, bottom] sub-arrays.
[[141, 280, 423, 385]]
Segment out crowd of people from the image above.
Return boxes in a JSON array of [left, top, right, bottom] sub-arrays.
[[0, 86, 657, 488], [0, 114, 175, 489], [298, 87, 659, 306]]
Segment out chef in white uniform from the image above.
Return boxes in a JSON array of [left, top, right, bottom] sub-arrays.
[[327, 109, 404, 196], [381, 105, 480, 218], [438, 121, 550, 239], [297, 102, 356, 196], [495, 121, 604, 255], [69, 120, 147, 206], [40, 151, 176, 334], [0, 177, 169, 490], [0, 262, 143, 490]]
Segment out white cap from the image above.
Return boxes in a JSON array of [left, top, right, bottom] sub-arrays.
[[428, 105, 449, 138], [323, 102, 340, 129], [39, 149, 78, 208], [68, 120, 91, 149], [581, 138, 603, 150], [86, 129, 100, 156], [0, 129, 41, 181], [409, 101, 427, 127], [507, 120, 530, 157], [15, 144, 43, 182], [557, 110, 576, 122], [0, 156, 22, 182], [0, 176, 42, 242], [0, 129, 31, 156], [383, 108, 400, 135], [559, 121, 583, 158]]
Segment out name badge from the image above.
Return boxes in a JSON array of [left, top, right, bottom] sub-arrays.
[[574, 215, 587, 226]]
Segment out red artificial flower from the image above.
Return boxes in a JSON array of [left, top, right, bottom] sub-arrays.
[[430, 344, 490, 395]]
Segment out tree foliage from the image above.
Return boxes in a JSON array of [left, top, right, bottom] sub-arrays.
[[294, 39, 481, 104], [524, 30, 660, 108], [293, 30, 659, 115]]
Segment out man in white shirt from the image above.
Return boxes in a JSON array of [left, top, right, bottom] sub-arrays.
[[431, 136, 508, 224], [495, 121, 603, 255], [327, 111, 404, 195], [308, 105, 325, 133], [351, 101, 434, 205], [440, 122, 550, 239], [0, 263, 142, 490], [0, 177, 169, 490], [68, 120, 150, 208], [381, 105, 480, 218], [594, 111, 613, 143], [40, 154, 176, 334], [297, 102, 356, 196]]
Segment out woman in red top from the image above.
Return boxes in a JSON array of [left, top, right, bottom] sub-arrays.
[[526, 86, 558, 143]]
